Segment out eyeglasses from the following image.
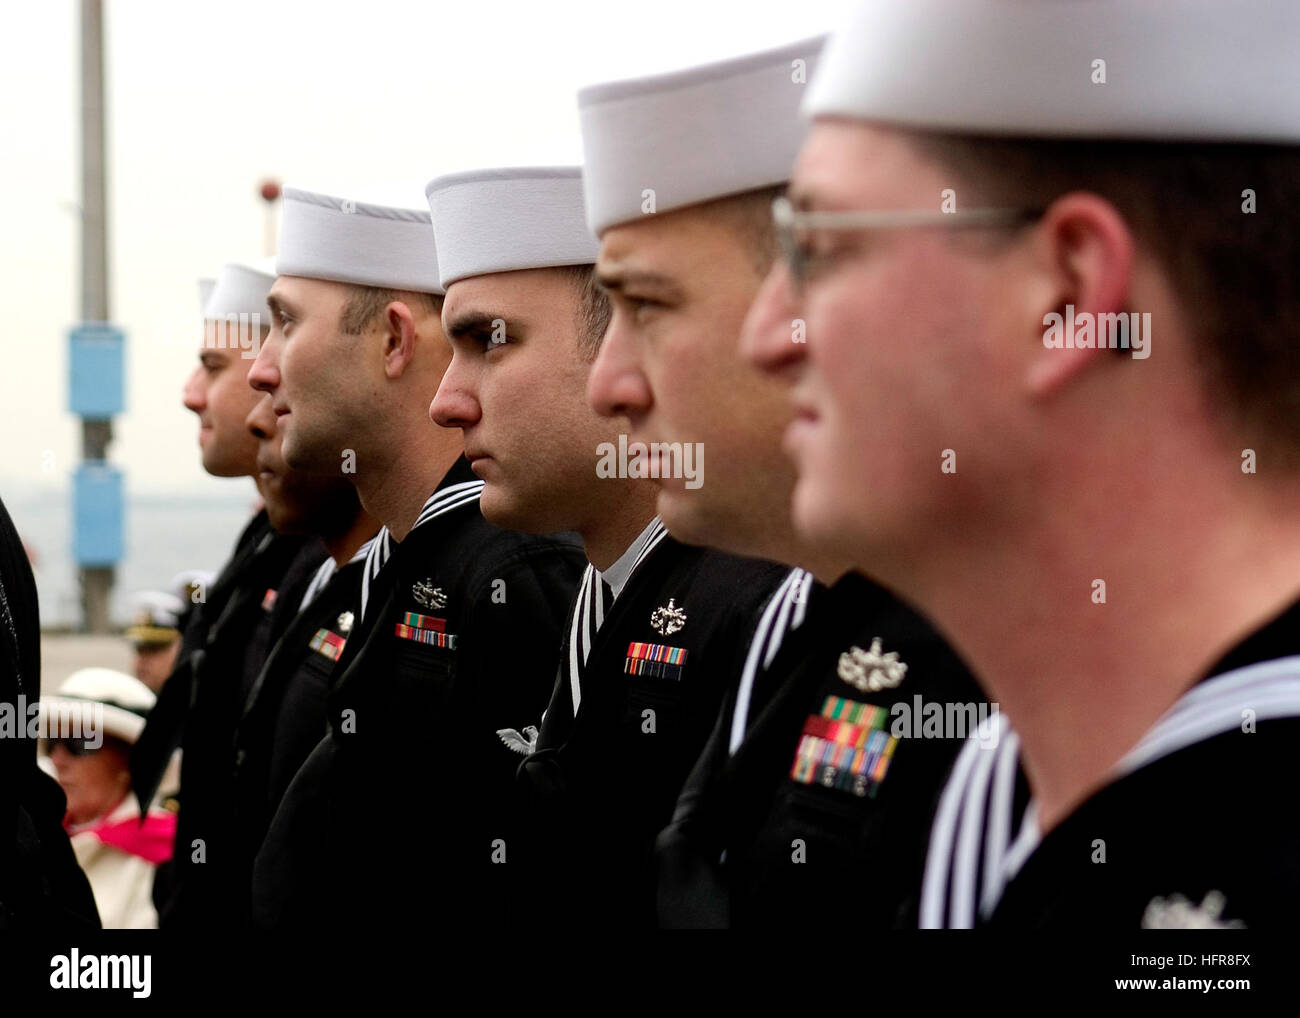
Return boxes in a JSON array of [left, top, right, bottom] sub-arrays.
[[43, 737, 102, 757], [772, 196, 1043, 292]]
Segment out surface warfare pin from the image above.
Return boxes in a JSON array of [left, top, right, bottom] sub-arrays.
[[837, 638, 908, 694], [337, 611, 354, 636], [650, 598, 687, 636], [411, 579, 447, 610]]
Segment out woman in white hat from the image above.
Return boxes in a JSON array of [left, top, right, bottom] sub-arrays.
[[40, 668, 176, 929]]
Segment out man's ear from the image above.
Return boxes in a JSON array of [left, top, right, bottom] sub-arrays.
[[1024, 192, 1135, 398], [381, 300, 418, 379]]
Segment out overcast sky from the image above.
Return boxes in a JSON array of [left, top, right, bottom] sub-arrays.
[[0, 0, 852, 497]]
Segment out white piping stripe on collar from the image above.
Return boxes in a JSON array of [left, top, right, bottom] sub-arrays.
[[358, 481, 485, 621], [728, 568, 806, 755], [359, 533, 390, 623], [579, 568, 596, 667], [919, 710, 1009, 929], [569, 518, 670, 718], [921, 655, 1300, 927], [979, 729, 1024, 920], [1117, 655, 1300, 778], [568, 565, 595, 717], [593, 573, 606, 630], [950, 729, 1004, 929], [997, 802, 1042, 910], [629, 517, 669, 577], [299, 559, 334, 615], [413, 481, 484, 528], [764, 570, 802, 670], [790, 571, 813, 632], [299, 535, 375, 613]]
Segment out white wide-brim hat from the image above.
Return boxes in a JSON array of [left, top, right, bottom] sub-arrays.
[[40, 667, 156, 745]]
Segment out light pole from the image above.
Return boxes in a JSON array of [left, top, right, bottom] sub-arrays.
[[71, 0, 122, 634]]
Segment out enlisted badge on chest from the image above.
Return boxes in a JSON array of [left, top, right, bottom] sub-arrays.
[[336, 611, 354, 636], [497, 724, 540, 756], [261, 588, 278, 613], [1141, 891, 1246, 929], [411, 579, 447, 610], [308, 628, 347, 662], [395, 610, 457, 649], [791, 695, 899, 798], [625, 641, 688, 681], [837, 637, 907, 694], [649, 598, 687, 636]]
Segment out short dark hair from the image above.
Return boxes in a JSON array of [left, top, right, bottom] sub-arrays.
[[339, 285, 444, 336], [557, 265, 613, 360], [699, 185, 784, 277], [910, 134, 1300, 463]]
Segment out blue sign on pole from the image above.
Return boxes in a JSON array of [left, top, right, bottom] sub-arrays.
[[73, 463, 124, 567], [68, 323, 125, 418]]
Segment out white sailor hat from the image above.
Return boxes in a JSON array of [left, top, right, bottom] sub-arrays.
[[425, 167, 598, 290], [578, 36, 825, 237], [808, 0, 1300, 143], [198, 277, 216, 313], [204, 259, 276, 321], [276, 187, 443, 295], [40, 668, 156, 746], [125, 590, 184, 646]]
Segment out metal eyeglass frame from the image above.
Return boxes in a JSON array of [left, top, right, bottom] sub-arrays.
[[772, 195, 1043, 291]]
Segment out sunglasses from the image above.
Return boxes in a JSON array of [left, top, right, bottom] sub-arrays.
[[44, 737, 103, 757], [771, 196, 1043, 293]]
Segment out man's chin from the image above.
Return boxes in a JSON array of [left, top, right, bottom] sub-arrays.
[[262, 501, 311, 535], [668, 487, 809, 566], [791, 474, 863, 568], [201, 453, 255, 479], [280, 438, 336, 477], [655, 486, 735, 553], [479, 485, 546, 535]]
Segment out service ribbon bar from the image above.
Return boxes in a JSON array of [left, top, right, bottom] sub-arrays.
[[624, 641, 688, 680], [790, 696, 898, 797], [401, 611, 447, 632], [395, 623, 457, 649], [309, 628, 347, 662]]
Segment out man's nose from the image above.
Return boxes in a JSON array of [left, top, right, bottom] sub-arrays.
[[740, 261, 806, 376]]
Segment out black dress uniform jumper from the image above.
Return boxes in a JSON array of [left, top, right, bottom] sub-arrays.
[[131, 509, 273, 818], [250, 458, 584, 930], [921, 595, 1300, 929], [0, 493, 100, 929], [515, 518, 788, 929], [657, 569, 983, 928], [131, 507, 325, 928], [229, 540, 372, 921]]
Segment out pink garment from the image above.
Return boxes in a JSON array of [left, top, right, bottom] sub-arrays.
[[76, 809, 176, 865]]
